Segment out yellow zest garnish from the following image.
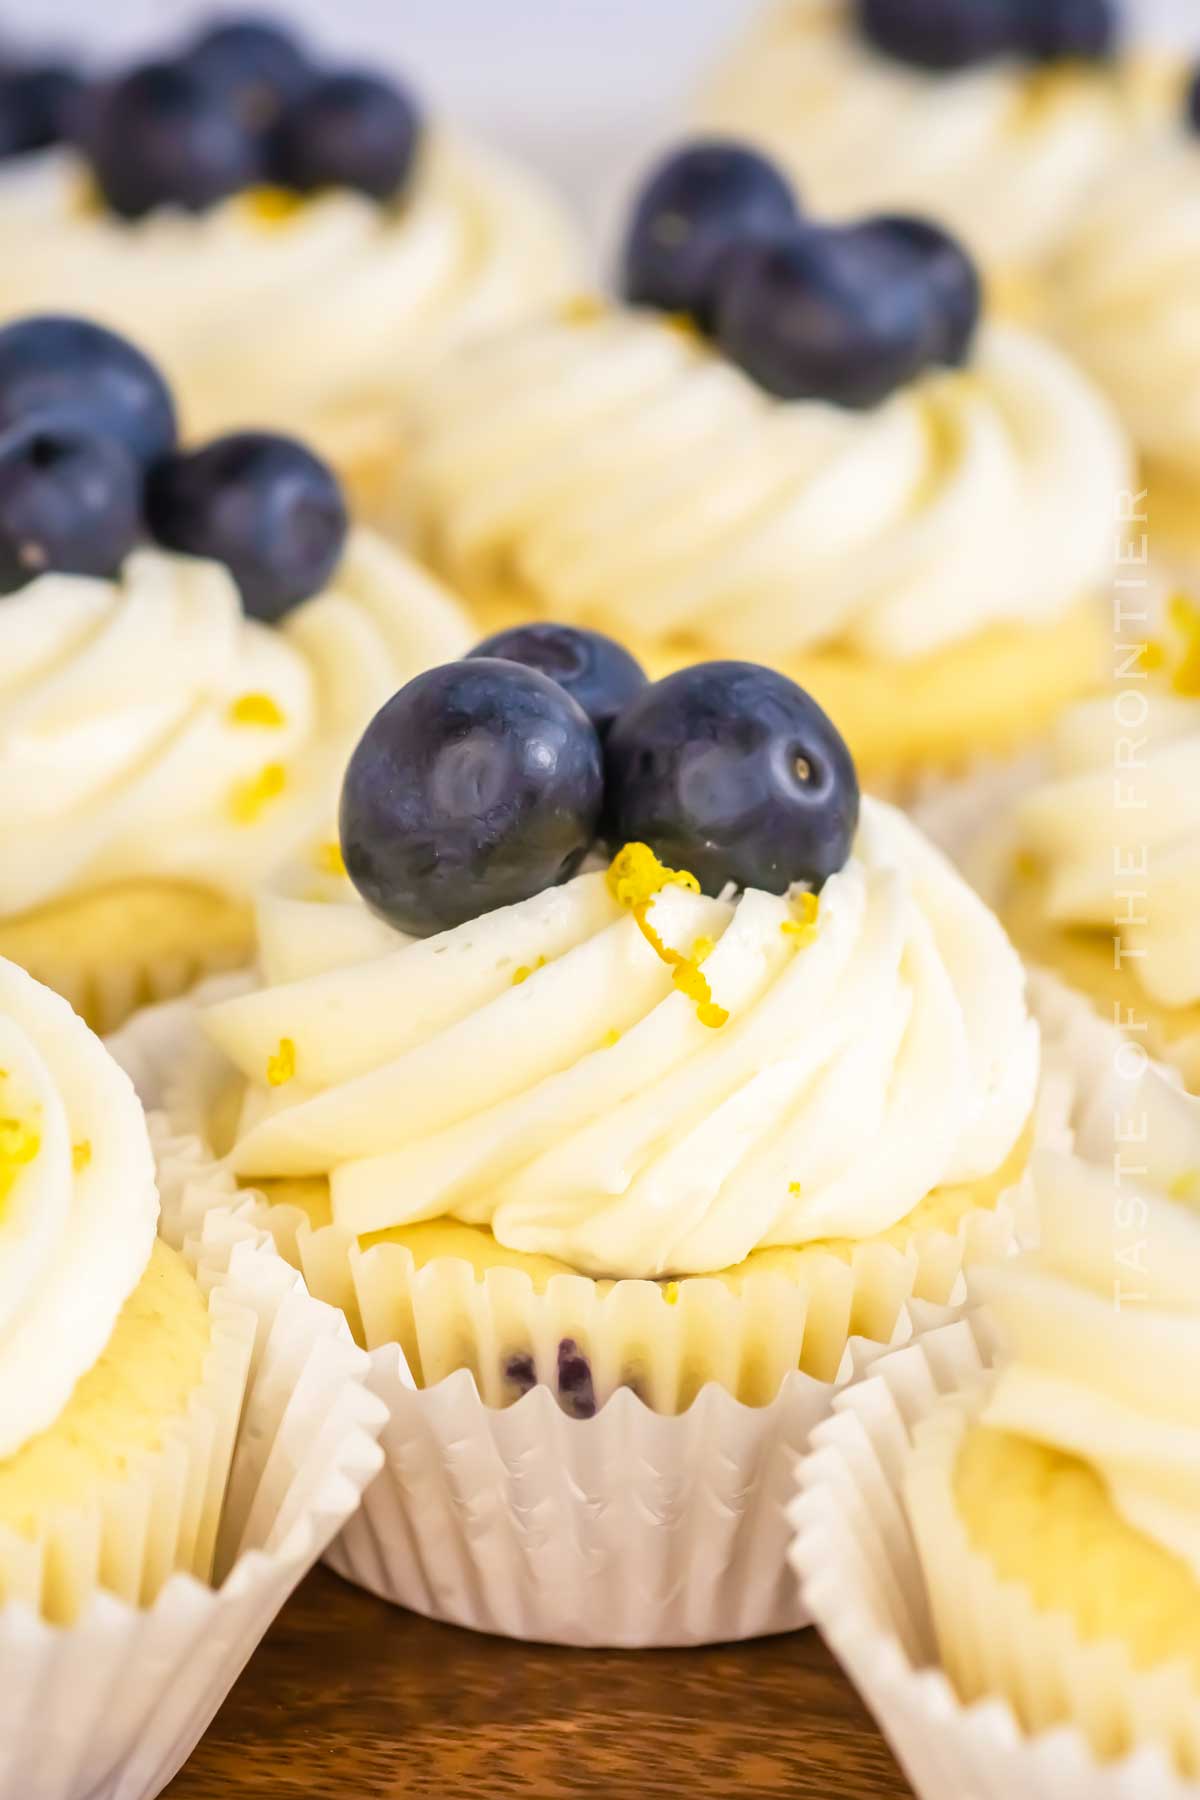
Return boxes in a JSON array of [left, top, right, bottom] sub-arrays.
[[1167, 592, 1200, 697], [229, 691, 287, 729], [781, 891, 820, 948], [663, 311, 703, 343], [512, 956, 548, 987], [603, 1027, 622, 1049], [0, 1118, 39, 1165], [1169, 1170, 1200, 1203], [315, 840, 347, 878], [72, 1140, 92, 1173], [788, 1180, 803, 1197], [242, 185, 306, 227], [607, 844, 727, 1028], [229, 761, 287, 824], [663, 1281, 680, 1306], [266, 1038, 296, 1088], [559, 293, 607, 326], [1139, 639, 1168, 673]]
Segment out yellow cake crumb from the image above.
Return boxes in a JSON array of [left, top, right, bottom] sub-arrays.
[[229, 761, 286, 824], [266, 1037, 296, 1088], [228, 692, 287, 729]]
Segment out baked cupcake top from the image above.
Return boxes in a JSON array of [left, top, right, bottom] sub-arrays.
[[0, 314, 469, 916], [203, 644, 1038, 1281], [0, 20, 581, 450], [0, 954, 158, 1458], [1053, 71, 1200, 479], [698, 0, 1170, 280]]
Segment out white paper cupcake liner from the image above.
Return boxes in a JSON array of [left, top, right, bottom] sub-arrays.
[[0, 1205, 386, 1800], [790, 1314, 1200, 1800]]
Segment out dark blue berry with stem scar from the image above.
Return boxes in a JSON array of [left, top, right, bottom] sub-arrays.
[[857, 0, 1020, 70], [0, 416, 141, 593], [0, 63, 84, 160], [0, 316, 177, 469], [184, 16, 314, 135], [621, 140, 799, 328], [713, 223, 939, 409], [467, 623, 649, 739], [339, 660, 604, 936], [604, 662, 860, 898], [145, 431, 347, 621], [852, 214, 981, 366], [1020, 0, 1117, 61], [86, 59, 261, 219], [270, 70, 421, 202]]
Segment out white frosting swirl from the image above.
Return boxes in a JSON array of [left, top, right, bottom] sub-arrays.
[[978, 1134, 1200, 1580], [1053, 128, 1200, 481], [408, 309, 1129, 661], [0, 956, 158, 1458], [202, 798, 1038, 1279], [0, 135, 582, 455], [1014, 688, 1200, 1011], [0, 530, 469, 916], [697, 0, 1166, 277]]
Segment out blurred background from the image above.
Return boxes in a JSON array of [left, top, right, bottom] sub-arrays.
[[8, 0, 1200, 229]]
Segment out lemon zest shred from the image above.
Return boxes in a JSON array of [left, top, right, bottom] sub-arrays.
[[1169, 1169, 1200, 1203], [663, 1281, 681, 1306], [266, 1038, 296, 1088], [242, 185, 306, 227], [72, 1140, 92, 1173], [782, 891, 821, 948], [229, 691, 287, 729], [229, 761, 287, 824], [788, 1180, 803, 1197], [0, 1118, 39, 1165], [1167, 592, 1200, 697], [512, 956, 548, 987], [1139, 639, 1168, 673], [602, 1027, 622, 1049], [607, 844, 728, 1029], [315, 840, 346, 878]]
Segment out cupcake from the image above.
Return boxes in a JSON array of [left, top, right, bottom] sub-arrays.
[[1052, 67, 1200, 567], [792, 998, 1200, 1795], [0, 313, 469, 1032], [958, 591, 1200, 1090], [696, 0, 1174, 310], [123, 642, 1051, 1645], [0, 950, 384, 1797], [403, 143, 1132, 794], [0, 18, 582, 508]]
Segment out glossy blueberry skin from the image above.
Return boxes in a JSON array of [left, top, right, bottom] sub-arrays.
[[1020, 0, 1116, 60], [0, 415, 141, 593], [857, 0, 1019, 70], [603, 662, 860, 898], [621, 140, 798, 327], [145, 431, 347, 621], [855, 214, 981, 366], [270, 70, 421, 202], [714, 224, 939, 409], [86, 59, 260, 219], [0, 315, 177, 469], [467, 623, 649, 739], [339, 659, 604, 936], [0, 64, 83, 160], [184, 16, 314, 134]]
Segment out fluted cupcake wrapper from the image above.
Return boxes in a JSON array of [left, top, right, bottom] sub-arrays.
[[0, 1206, 386, 1800], [790, 1315, 1200, 1800]]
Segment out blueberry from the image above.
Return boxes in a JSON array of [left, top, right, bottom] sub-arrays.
[[1020, 0, 1116, 60], [339, 660, 604, 936], [467, 623, 649, 739], [603, 662, 859, 898], [854, 215, 981, 366], [270, 70, 421, 202], [1188, 67, 1200, 135], [85, 59, 260, 219], [184, 16, 313, 134], [857, 0, 1020, 71], [0, 316, 177, 469], [621, 140, 798, 328], [0, 63, 84, 160], [713, 224, 938, 408], [0, 415, 141, 593], [145, 432, 347, 621]]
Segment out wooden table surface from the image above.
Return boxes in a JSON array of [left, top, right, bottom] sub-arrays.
[[166, 1567, 913, 1800]]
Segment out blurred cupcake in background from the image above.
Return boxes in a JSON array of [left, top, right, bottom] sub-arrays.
[[402, 139, 1132, 796], [125, 637, 1059, 1645], [696, 0, 1177, 315], [1052, 64, 1200, 569], [0, 15, 583, 510], [0, 313, 469, 1031]]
